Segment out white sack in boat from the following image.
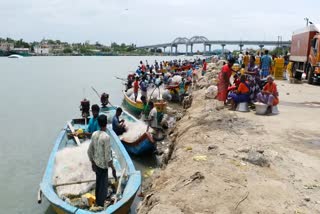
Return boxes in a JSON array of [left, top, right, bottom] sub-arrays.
[[126, 88, 134, 97]]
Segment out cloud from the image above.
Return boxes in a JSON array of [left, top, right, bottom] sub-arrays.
[[0, 0, 320, 45]]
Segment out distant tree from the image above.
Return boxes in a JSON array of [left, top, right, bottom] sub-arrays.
[[47, 40, 56, 45], [63, 47, 73, 54], [102, 47, 111, 52], [6, 37, 14, 43]]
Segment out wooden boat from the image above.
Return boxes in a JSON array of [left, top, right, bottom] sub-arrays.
[[122, 91, 166, 116], [101, 106, 156, 156], [39, 116, 141, 214]]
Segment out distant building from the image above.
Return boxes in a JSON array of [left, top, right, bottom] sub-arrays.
[[34, 45, 50, 55], [12, 48, 30, 53], [0, 42, 14, 51]]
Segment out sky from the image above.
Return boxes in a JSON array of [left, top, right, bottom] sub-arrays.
[[1, 0, 320, 47]]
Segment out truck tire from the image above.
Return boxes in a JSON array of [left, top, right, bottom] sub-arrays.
[[292, 63, 302, 80], [307, 64, 314, 84]]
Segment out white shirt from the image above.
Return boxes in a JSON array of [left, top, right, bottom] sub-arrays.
[[87, 131, 112, 169], [149, 107, 158, 128], [239, 53, 244, 61]]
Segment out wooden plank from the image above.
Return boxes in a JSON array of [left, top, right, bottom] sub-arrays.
[[67, 122, 81, 146], [54, 179, 95, 187]]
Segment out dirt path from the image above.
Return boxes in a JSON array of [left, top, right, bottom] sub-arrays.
[[138, 81, 320, 214]]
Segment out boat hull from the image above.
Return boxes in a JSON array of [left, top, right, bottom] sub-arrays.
[[40, 118, 141, 214], [122, 132, 156, 156], [123, 91, 166, 122]]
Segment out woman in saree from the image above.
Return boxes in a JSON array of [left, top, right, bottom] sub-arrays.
[[246, 55, 261, 102], [257, 75, 279, 114], [216, 58, 235, 103], [228, 75, 250, 110]]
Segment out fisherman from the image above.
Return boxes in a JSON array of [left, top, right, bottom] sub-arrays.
[[145, 101, 158, 131], [140, 95, 150, 120], [112, 107, 127, 136], [87, 114, 113, 207], [133, 76, 139, 102], [140, 77, 148, 101], [260, 50, 272, 78], [85, 104, 100, 136], [140, 60, 146, 73]]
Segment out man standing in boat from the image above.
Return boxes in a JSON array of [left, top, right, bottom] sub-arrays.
[[85, 104, 100, 136], [112, 107, 127, 136], [133, 76, 139, 102], [87, 114, 113, 207], [140, 77, 148, 101]]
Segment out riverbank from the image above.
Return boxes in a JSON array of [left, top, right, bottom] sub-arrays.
[[138, 81, 320, 213]]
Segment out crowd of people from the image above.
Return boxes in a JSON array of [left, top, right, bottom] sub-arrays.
[[126, 58, 208, 103], [217, 50, 280, 114]]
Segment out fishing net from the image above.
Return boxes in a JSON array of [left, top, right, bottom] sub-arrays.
[[120, 120, 150, 142], [53, 141, 95, 197]]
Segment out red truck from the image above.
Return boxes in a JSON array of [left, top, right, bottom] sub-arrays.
[[290, 24, 320, 84]]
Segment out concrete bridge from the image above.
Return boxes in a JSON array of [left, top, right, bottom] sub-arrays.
[[137, 36, 291, 55]]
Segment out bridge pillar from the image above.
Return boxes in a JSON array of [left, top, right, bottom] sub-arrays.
[[259, 45, 264, 55], [190, 44, 193, 54], [203, 43, 206, 55], [170, 46, 173, 55], [209, 44, 212, 53], [175, 45, 178, 55], [239, 44, 244, 52], [163, 46, 166, 53], [221, 44, 226, 58]]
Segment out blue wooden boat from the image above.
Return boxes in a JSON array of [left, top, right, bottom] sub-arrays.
[[121, 132, 156, 156], [101, 106, 156, 156], [39, 116, 141, 214]]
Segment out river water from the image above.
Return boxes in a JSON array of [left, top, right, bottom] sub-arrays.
[[0, 56, 194, 213]]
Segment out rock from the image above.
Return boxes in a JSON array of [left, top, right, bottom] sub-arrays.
[[208, 145, 218, 150], [148, 204, 183, 214], [244, 151, 270, 167], [205, 85, 218, 99], [257, 149, 264, 154], [237, 147, 250, 153], [304, 197, 311, 202]]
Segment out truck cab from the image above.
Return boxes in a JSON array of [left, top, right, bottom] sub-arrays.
[[308, 35, 320, 83], [290, 24, 320, 84]]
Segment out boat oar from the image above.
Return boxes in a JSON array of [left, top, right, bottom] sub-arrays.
[[67, 122, 81, 146], [114, 168, 126, 203], [115, 76, 127, 81], [91, 86, 101, 98]]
